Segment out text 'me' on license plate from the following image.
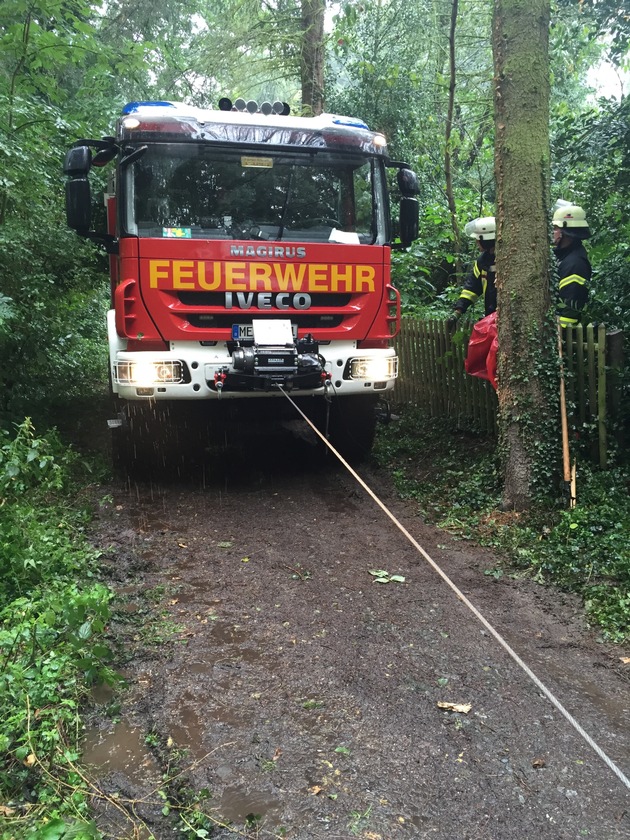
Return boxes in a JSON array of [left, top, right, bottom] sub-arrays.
[[232, 324, 297, 341]]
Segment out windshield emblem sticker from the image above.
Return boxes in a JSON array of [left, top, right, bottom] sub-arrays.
[[163, 227, 191, 238]]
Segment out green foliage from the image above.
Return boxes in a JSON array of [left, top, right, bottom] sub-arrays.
[[0, 224, 109, 425], [27, 818, 101, 839], [375, 408, 630, 642], [0, 421, 114, 834], [0, 0, 185, 430]]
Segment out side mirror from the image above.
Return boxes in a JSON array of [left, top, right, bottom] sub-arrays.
[[65, 178, 92, 232], [63, 146, 91, 177], [397, 168, 420, 197], [399, 196, 418, 247]]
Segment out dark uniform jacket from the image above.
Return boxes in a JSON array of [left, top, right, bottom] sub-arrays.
[[554, 239, 591, 327], [455, 250, 497, 316]]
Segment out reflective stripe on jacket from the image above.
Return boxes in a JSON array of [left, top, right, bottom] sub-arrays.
[[554, 240, 590, 327], [455, 250, 497, 316]]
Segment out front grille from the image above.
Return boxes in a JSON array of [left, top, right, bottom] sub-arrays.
[[187, 313, 343, 329]]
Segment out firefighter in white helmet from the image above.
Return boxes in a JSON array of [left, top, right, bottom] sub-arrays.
[[448, 216, 497, 328], [552, 203, 591, 328]]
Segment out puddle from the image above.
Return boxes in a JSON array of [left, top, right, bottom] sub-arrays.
[[91, 682, 116, 706], [503, 633, 630, 738], [81, 720, 161, 784], [553, 666, 630, 733], [219, 784, 282, 824]]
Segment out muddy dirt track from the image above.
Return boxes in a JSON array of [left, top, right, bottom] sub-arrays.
[[83, 422, 630, 840]]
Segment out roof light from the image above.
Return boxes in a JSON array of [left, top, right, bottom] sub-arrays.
[[374, 134, 387, 147], [122, 101, 176, 114], [332, 115, 369, 129], [121, 117, 140, 129], [217, 97, 291, 116]]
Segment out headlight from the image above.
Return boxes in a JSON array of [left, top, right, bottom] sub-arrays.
[[115, 360, 184, 386], [349, 356, 398, 381]]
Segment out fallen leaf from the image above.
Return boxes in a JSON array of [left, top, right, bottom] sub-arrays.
[[272, 748, 282, 762], [309, 785, 323, 795], [437, 702, 472, 714], [166, 736, 174, 748], [0, 806, 16, 817], [620, 657, 630, 665], [24, 753, 37, 767], [532, 757, 546, 769], [241, 557, 250, 563], [178, 543, 187, 548]]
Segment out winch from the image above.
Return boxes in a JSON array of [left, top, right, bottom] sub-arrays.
[[214, 331, 326, 391]]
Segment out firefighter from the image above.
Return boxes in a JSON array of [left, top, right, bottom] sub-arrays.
[[552, 203, 591, 328], [448, 216, 496, 329]]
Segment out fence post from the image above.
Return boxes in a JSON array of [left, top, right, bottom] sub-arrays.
[[576, 324, 586, 425], [606, 329, 624, 452], [597, 323, 607, 468]]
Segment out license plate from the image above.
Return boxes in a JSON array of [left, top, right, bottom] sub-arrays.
[[232, 324, 298, 341]]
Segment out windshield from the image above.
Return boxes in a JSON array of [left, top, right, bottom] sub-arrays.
[[124, 143, 386, 244]]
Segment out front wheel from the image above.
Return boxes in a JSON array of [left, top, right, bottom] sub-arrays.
[[323, 395, 378, 462]]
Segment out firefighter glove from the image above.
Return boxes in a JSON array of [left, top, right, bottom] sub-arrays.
[[447, 312, 461, 333]]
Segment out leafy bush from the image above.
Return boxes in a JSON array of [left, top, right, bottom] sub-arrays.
[[0, 224, 108, 429], [0, 421, 114, 836]]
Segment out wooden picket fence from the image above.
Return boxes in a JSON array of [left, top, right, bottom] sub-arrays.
[[394, 319, 625, 467]]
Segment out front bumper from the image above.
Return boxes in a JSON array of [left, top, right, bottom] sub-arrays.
[[109, 311, 397, 401]]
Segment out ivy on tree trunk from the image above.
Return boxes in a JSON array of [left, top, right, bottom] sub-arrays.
[[492, 0, 557, 510], [301, 0, 326, 115]]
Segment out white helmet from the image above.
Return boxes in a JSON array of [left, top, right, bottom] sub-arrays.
[[552, 204, 590, 239], [464, 216, 496, 241]]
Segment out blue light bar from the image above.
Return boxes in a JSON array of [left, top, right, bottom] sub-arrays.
[[122, 101, 176, 114], [332, 116, 369, 129]]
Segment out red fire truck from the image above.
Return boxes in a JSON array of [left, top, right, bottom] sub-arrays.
[[64, 98, 418, 467]]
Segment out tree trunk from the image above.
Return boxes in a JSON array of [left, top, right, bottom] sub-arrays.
[[300, 0, 326, 115], [444, 0, 461, 269], [492, 0, 554, 510]]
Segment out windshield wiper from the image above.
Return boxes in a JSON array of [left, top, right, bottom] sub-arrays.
[[120, 145, 148, 168]]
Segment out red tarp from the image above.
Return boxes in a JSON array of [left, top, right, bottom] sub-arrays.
[[464, 312, 498, 390]]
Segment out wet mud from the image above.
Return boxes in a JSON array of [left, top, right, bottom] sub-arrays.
[[83, 422, 630, 839]]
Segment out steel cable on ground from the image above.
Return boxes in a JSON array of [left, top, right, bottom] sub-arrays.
[[278, 387, 630, 794]]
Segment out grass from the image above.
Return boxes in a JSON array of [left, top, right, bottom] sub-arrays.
[[373, 408, 630, 642]]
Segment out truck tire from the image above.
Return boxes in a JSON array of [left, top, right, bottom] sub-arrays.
[[324, 395, 378, 462]]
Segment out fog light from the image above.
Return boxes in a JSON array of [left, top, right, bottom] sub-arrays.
[[349, 356, 398, 381], [115, 360, 184, 386]]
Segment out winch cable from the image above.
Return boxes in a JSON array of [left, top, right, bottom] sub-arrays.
[[277, 386, 630, 793]]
